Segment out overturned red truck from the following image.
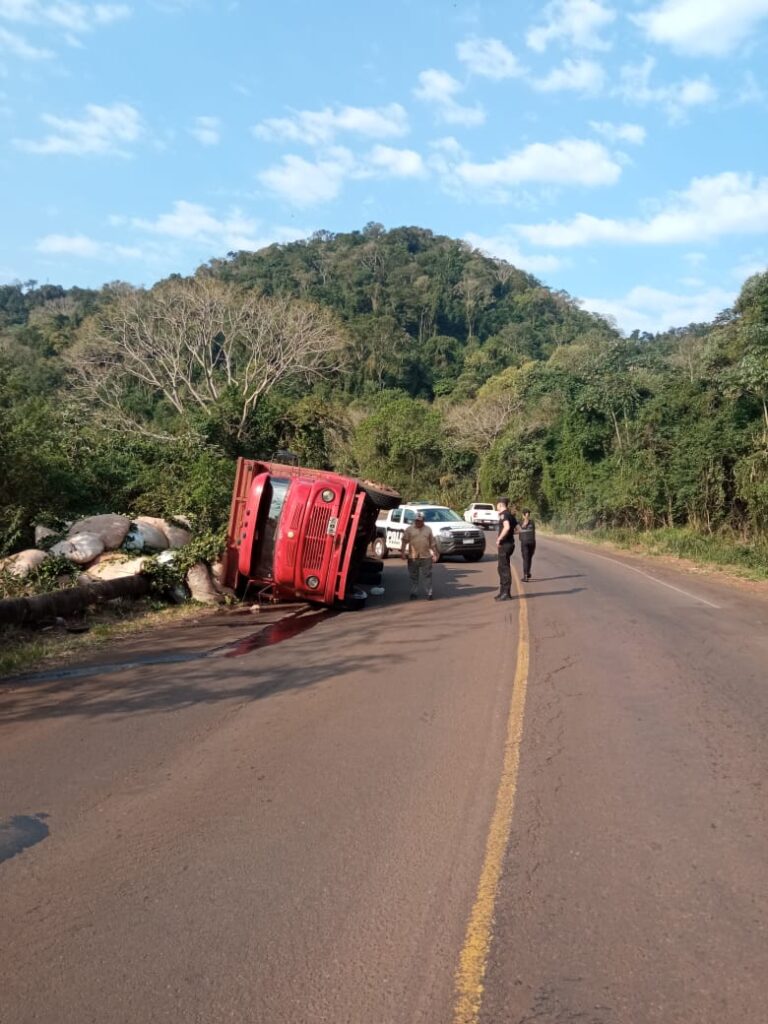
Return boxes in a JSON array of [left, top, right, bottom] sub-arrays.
[[223, 458, 401, 609]]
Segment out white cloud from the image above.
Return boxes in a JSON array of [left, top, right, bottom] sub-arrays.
[[456, 37, 525, 79], [0, 24, 51, 57], [590, 120, 646, 144], [15, 101, 142, 155], [259, 142, 430, 205], [736, 71, 766, 105], [515, 172, 768, 247], [36, 233, 141, 259], [531, 58, 606, 94], [465, 231, 562, 274], [189, 115, 220, 146], [683, 251, 707, 266], [632, 0, 768, 57], [0, 2, 130, 36], [259, 147, 360, 206], [731, 253, 767, 280], [455, 138, 622, 194], [526, 0, 615, 52], [367, 144, 425, 178], [413, 68, 485, 127], [254, 102, 408, 146], [618, 57, 718, 121], [131, 200, 265, 250], [581, 284, 736, 334]]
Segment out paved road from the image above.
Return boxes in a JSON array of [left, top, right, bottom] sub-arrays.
[[2, 538, 767, 1024]]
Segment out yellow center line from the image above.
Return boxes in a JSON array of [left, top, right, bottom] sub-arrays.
[[452, 568, 530, 1024]]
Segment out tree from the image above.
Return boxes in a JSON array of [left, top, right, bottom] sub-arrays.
[[68, 275, 347, 439]]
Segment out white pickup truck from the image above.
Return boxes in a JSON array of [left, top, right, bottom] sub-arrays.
[[373, 503, 486, 561], [463, 503, 499, 529]]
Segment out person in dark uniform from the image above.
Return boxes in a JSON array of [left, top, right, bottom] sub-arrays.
[[518, 508, 536, 581], [494, 498, 518, 601]]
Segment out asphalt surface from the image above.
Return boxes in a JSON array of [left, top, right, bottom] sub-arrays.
[[1, 538, 767, 1024]]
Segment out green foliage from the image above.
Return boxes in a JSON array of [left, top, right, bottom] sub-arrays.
[[1, 227, 767, 569]]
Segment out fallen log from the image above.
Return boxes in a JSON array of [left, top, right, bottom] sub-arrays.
[[0, 575, 151, 626]]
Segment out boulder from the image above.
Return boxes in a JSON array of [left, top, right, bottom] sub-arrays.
[[35, 525, 59, 547], [185, 562, 222, 604], [134, 516, 192, 549], [67, 514, 131, 550], [85, 553, 147, 581], [51, 532, 105, 566], [124, 521, 169, 553], [164, 521, 192, 549], [1, 548, 48, 578]]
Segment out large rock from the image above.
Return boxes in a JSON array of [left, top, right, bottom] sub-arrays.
[[85, 553, 148, 581], [186, 562, 222, 604], [34, 525, 59, 547], [51, 532, 105, 566], [134, 516, 191, 549], [124, 521, 169, 553], [67, 514, 131, 550], [1, 549, 48, 578]]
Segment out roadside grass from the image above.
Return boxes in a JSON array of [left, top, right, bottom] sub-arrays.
[[0, 600, 207, 680], [549, 525, 768, 581]]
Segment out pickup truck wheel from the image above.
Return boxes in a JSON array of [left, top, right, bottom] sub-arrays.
[[361, 481, 401, 511], [372, 536, 388, 559]]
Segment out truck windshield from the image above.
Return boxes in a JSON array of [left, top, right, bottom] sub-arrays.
[[255, 477, 290, 578], [420, 508, 462, 523]]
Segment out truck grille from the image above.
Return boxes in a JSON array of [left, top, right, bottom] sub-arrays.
[[283, 505, 304, 569], [303, 505, 332, 570]]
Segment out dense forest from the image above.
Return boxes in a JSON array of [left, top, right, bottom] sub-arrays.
[[2, 223, 767, 558]]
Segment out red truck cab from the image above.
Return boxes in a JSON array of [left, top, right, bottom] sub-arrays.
[[223, 458, 400, 608]]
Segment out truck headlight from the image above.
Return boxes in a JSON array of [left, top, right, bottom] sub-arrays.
[[321, 489, 335, 503], [306, 575, 320, 589], [439, 527, 452, 534]]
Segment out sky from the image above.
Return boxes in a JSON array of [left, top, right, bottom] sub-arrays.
[[1, 0, 767, 334]]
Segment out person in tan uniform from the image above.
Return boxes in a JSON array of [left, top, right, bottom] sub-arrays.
[[401, 510, 439, 600]]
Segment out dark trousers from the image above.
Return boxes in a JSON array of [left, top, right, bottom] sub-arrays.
[[521, 541, 536, 579], [497, 542, 514, 595]]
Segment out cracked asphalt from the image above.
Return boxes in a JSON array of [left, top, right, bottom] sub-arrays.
[[1, 538, 767, 1024]]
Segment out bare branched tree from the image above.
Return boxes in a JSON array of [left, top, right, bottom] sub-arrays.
[[67, 276, 347, 438], [446, 390, 523, 454]]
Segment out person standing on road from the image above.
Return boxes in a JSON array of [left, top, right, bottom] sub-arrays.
[[518, 508, 536, 582], [401, 510, 439, 600], [495, 498, 518, 601]]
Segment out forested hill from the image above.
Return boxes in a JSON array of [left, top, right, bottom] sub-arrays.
[[1, 224, 767, 559], [210, 224, 619, 398]]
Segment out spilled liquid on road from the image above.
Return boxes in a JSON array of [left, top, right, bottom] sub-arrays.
[[0, 813, 50, 864], [225, 609, 339, 657]]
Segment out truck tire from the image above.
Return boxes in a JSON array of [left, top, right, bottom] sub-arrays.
[[340, 586, 368, 611], [358, 569, 383, 587], [372, 536, 388, 559], [361, 481, 401, 511]]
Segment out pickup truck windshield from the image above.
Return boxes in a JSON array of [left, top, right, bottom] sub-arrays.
[[420, 508, 462, 523], [255, 477, 290, 577]]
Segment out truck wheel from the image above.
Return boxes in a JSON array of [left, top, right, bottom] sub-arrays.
[[361, 481, 401, 511], [358, 570, 383, 587], [372, 536, 388, 559], [340, 587, 368, 611]]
